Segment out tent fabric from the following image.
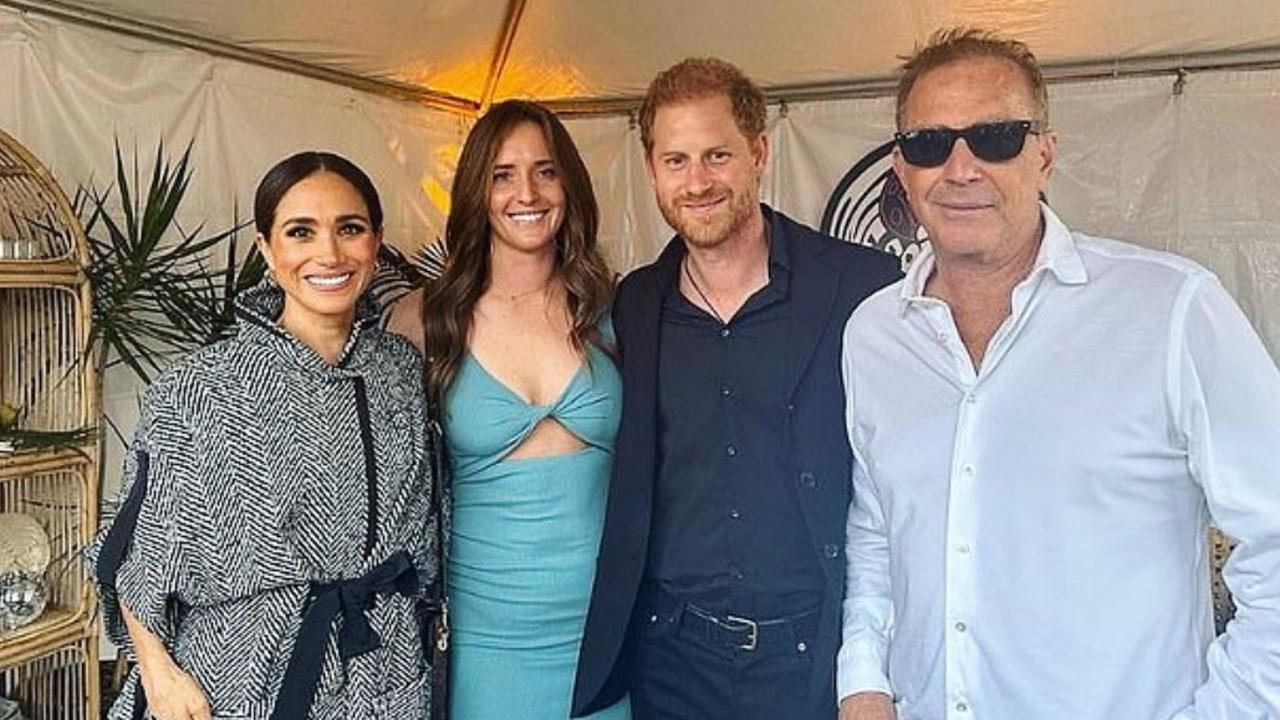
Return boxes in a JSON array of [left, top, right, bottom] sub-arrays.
[[564, 68, 1280, 362], [0, 9, 461, 246], [36, 0, 1280, 103], [1, 7, 460, 504], [5, 7, 1280, 489]]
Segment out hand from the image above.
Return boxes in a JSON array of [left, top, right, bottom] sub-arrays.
[[838, 691, 897, 720], [120, 603, 210, 720], [138, 658, 212, 720]]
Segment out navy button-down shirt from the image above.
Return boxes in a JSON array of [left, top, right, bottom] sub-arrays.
[[650, 227, 825, 617]]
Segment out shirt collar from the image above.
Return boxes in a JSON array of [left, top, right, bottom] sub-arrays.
[[761, 204, 791, 273], [898, 202, 1088, 310], [661, 203, 789, 298]]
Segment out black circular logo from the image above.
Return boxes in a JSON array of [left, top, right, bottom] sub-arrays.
[[820, 139, 929, 273]]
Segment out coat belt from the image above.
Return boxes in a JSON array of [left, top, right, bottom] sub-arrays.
[[270, 550, 420, 719]]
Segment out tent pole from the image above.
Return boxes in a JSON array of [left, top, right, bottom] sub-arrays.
[[8, 0, 1280, 120], [478, 0, 528, 114], [0, 0, 481, 115]]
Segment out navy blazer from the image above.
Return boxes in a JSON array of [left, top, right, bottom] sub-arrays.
[[572, 206, 901, 716]]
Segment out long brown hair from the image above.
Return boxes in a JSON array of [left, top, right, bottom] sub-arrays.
[[420, 100, 614, 417]]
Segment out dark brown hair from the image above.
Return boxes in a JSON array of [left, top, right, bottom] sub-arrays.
[[638, 57, 767, 155], [896, 27, 1049, 129], [254, 151, 382, 237], [420, 100, 614, 417]]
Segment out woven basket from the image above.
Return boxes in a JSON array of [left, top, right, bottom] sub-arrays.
[[0, 635, 99, 720]]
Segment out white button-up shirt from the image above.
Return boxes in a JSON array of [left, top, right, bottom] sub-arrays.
[[838, 205, 1280, 720]]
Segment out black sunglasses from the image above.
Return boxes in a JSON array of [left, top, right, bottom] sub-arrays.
[[895, 120, 1043, 168]]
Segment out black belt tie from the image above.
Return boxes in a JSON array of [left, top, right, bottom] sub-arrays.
[[270, 550, 420, 720]]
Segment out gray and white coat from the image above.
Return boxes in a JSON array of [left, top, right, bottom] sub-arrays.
[[89, 282, 438, 720]]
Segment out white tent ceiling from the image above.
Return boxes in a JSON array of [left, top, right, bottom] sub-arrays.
[[8, 0, 1280, 114]]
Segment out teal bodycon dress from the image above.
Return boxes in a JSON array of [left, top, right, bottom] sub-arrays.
[[444, 338, 630, 720]]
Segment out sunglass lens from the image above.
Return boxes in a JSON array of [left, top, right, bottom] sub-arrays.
[[899, 129, 956, 168], [969, 122, 1030, 163]]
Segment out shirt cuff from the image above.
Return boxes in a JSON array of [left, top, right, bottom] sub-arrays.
[[836, 640, 893, 701]]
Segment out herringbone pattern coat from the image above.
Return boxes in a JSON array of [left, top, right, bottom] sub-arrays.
[[89, 282, 438, 719]]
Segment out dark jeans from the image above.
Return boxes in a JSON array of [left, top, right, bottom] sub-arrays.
[[629, 593, 835, 720]]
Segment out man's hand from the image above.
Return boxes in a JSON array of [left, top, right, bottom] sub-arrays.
[[838, 691, 897, 720]]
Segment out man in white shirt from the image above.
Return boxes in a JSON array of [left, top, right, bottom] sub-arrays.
[[837, 27, 1280, 720]]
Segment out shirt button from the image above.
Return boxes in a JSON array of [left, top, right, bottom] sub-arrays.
[[729, 508, 741, 519], [726, 445, 738, 457], [796, 641, 808, 653], [649, 614, 659, 624], [964, 391, 977, 404], [731, 569, 745, 580], [957, 544, 971, 555], [786, 403, 796, 412], [823, 543, 840, 559], [956, 701, 969, 712], [799, 471, 816, 488], [960, 464, 974, 478], [955, 621, 967, 633], [720, 385, 732, 397], [936, 331, 948, 343], [720, 327, 731, 338]]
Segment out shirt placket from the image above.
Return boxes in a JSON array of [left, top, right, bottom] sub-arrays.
[[944, 383, 980, 720], [719, 320, 749, 602], [917, 300, 979, 719]]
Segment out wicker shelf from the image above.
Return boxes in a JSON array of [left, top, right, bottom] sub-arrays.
[[0, 635, 100, 720], [0, 128, 100, 717], [0, 284, 94, 437], [0, 263, 83, 287], [0, 131, 85, 268], [0, 458, 95, 667], [0, 448, 93, 476], [0, 610, 83, 669]]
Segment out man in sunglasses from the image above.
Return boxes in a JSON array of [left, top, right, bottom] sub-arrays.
[[837, 27, 1280, 720]]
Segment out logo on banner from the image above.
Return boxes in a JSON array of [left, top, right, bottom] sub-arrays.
[[820, 140, 928, 272]]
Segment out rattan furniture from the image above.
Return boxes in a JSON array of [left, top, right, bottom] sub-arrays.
[[0, 127, 100, 720]]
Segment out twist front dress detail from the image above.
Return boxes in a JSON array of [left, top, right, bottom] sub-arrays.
[[445, 337, 629, 720]]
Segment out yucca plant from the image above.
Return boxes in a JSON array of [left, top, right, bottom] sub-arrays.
[[1, 142, 263, 456], [80, 140, 265, 386]]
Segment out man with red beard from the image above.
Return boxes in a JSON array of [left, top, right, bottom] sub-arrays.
[[572, 58, 900, 720]]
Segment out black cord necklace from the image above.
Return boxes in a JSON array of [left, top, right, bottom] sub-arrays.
[[683, 256, 728, 325]]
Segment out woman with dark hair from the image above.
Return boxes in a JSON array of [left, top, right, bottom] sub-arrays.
[[387, 101, 628, 719], [90, 152, 439, 720]]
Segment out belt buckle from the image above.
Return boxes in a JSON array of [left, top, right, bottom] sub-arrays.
[[724, 614, 759, 651]]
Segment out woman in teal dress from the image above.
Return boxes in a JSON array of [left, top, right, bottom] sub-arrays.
[[388, 100, 629, 719]]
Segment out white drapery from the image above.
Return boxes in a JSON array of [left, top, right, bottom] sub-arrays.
[[5, 7, 1280, 503]]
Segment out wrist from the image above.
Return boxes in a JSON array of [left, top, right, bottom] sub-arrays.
[[134, 645, 177, 680]]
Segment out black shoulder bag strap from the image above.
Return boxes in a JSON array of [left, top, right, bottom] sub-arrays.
[[424, 417, 451, 719]]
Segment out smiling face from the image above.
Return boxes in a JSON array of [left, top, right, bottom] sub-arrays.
[[894, 56, 1056, 269], [646, 94, 767, 249], [487, 121, 566, 257], [256, 170, 380, 334]]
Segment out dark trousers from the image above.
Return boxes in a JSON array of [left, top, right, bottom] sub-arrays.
[[629, 592, 835, 720]]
